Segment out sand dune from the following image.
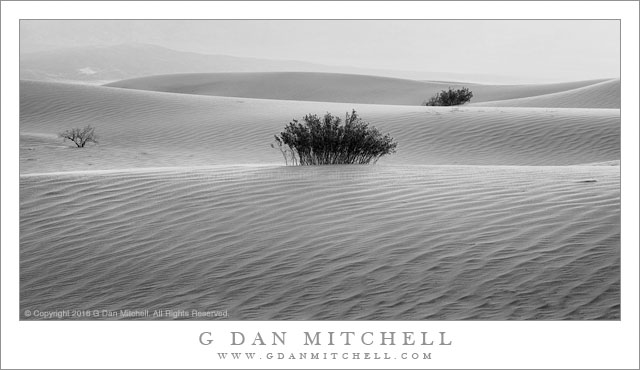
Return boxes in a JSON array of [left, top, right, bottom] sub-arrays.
[[21, 80, 620, 173], [105, 72, 613, 106], [19, 77, 620, 320], [20, 165, 620, 320], [472, 79, 620, 109]]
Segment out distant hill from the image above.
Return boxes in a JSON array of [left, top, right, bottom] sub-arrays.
[[105, 72, 612, 107], [20, 43, 325, 83], [21, 42, 515, 84]]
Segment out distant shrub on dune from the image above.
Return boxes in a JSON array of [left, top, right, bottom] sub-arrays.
[[59, 125, 98, 148], [272, 110, 397, 165], [424, 87, 473, 106]]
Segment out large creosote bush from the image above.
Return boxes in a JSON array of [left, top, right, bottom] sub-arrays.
[[424, 87, 473, 106], [272, 110, 397, 165]]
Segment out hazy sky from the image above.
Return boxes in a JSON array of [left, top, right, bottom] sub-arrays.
[[21, 20, 620, 82]]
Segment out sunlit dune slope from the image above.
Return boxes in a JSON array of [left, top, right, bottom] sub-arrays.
[[105, 72, 612, 106], [472, 79, 620, 109], [20, 80, 620, 173]]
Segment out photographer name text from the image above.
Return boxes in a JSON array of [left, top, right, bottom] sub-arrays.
[[199, 330, 452, 346]]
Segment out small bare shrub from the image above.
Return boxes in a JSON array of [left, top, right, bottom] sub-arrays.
[[59, 125, 98, 148]]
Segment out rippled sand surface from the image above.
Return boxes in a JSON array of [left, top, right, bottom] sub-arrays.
[[20, 166, 620, 320], [20, 77, 620, 320]]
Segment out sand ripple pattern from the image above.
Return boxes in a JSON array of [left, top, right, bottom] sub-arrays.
[[20, 165, 620, 320]]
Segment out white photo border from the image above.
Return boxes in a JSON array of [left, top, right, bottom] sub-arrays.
[[2, 1, 638, 369]]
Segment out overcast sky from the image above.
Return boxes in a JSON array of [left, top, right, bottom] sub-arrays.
[[21, 20, 620, 83]]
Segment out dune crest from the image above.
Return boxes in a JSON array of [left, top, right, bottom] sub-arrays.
[[472, 79, 620, 109], [105, 72, 615, 107]]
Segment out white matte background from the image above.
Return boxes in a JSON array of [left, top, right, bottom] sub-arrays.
[[1, 1, 638, 369]]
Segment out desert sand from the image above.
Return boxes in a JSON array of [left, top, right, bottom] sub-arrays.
[[105, 72, 613, 106], [20, 73, 620, 320], [472, 78, 620, 109]]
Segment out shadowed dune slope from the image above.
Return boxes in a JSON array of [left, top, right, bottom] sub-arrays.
[[472, 79, 620, 109], [105, 72, 612, 106], [20, 165, 620, 320], [20, 80, 620, 173]]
